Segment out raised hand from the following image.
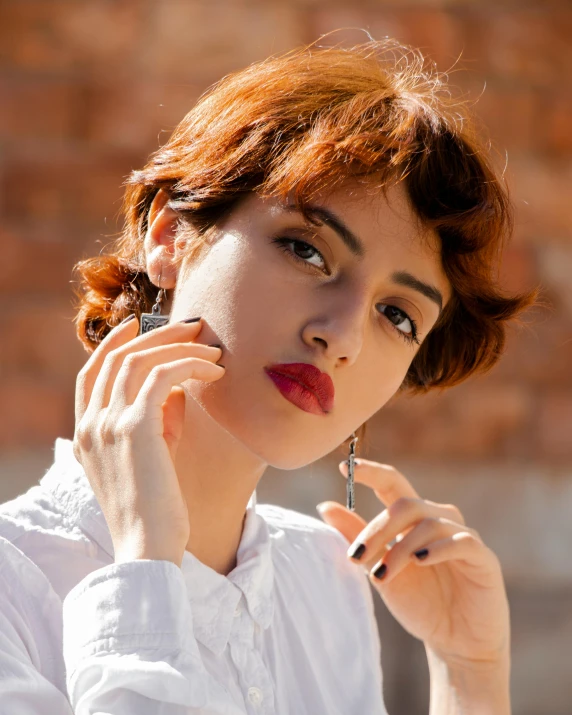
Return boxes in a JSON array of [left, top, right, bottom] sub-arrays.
[[73, 315, 225, 567], [317, 459, 510, 669]]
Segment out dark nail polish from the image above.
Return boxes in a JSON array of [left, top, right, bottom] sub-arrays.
[[373, 563, 387, 579], [414, 548, 429, 560], [217, 364, 226, 369], [348, 543, 366, 560], [180, 317, 201, 323], [120, 314, 137, 324], [208, 343, 222, 349]]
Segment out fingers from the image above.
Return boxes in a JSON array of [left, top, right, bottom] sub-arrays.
[[405, 532, 495, 572], [110, 342, 223, 408], [132, 357, 225, 420], [333, 456, 476, 587], [367, 519, 483, 585], [346, 495, 467, 568], [339, 458, 420, 506], [75, 315, 142, 425], [86, 318, 205, 414], [315, 500, 368, 545]]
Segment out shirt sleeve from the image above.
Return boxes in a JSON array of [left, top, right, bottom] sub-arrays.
[[62, 559, 245, 714]]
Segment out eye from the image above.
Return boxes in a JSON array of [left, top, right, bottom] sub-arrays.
[[377, 304, 419, 346], [272, 237, 328, 273]]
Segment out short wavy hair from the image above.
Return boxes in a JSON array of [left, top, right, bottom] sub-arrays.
[[73, 38, 536, 444]]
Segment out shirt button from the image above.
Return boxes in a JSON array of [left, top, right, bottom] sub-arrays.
[[248, 686, 263, 705]]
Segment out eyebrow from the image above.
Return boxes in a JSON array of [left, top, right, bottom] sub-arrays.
[[284, 201, 444, 313], [390, 271, 443, 312], [285, 202, 365, 258]]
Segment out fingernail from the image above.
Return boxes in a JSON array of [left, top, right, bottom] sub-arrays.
[[120, 314, 137, 325], [180, 317, 201, 323], [373, 563, 387, 579], [208, 343, 222, 348], [414, 548, 429, 560], [348, 542, 366, 561], [315, 503, 328, 517]]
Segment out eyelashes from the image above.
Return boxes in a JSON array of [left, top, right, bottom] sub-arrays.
[[272, 236, 420, 346]]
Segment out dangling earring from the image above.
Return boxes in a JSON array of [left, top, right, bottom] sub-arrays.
[[139, 269, 170, 335], [346, 432, 358, 512]]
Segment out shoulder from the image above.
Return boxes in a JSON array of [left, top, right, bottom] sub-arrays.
[[0, 482, 107, 601], [0, 534, 50, 598], [257, 504, 383, 687], [0, 536, 66, 688], [259, 502, 351, 559], [258, 503, 372, 607]]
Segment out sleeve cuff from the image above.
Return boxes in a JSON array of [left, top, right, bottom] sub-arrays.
[[63, 559, 196, 661]]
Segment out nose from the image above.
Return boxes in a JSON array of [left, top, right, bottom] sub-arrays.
[[301, 296, 366, 368]]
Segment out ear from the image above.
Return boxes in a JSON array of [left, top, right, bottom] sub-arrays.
[[144, 189, 180, 288]]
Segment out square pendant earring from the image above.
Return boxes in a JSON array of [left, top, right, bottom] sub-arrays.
[[346, 432, 358, 512], [139, 269, 170, 335]]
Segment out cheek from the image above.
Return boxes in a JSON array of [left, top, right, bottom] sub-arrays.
[[173, 241, 413, 468], [345, 354, 410, 419], [187, 237, 299, 330]]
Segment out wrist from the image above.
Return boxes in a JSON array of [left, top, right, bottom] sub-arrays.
[[113, 535, 184, 568], [426, 645, 511, 715], [114, 551, 183, 567]]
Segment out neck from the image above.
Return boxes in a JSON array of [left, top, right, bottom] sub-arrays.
[[175, 393, 267, 576]]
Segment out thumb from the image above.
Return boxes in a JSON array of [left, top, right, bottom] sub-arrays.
[[162, 386, 186, 461], [316, 501, 368, 545]]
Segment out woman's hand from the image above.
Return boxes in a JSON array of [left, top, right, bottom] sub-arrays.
[[317, 459, 510, 669], [73, 315, 225, 568]]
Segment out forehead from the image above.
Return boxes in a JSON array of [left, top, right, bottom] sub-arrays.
[[316, 178, 440, 258]]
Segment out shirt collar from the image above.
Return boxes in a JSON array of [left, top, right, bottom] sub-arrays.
[[40, 438, 275, 655]]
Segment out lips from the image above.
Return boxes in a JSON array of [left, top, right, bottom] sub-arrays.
[[264, 363, 335, 413]]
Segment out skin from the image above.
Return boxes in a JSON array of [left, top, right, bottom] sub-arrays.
[[74, 178, 510, 713]]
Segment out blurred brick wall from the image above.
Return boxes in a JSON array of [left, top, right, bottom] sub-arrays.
[[0, 2, 571, 714]]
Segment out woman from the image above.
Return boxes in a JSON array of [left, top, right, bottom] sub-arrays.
[[0, 38, 534, 713]]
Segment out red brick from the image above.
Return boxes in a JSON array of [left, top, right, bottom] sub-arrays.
[[81, 80, 203, 150], [538, 244, 572, 322], [471, 85, 537, 156], [0, 376, 72, 447], [139, 1, 304, 80], [508, 159, 572, 243], [539, 94, 572, 157], [309, 8, 463, 72], [370, 380, 533, 460], [0, 1, 146, 75], [493, 307, 572, 389], [0, 301, 85, 382], [0, 225, 78, 296], [0, 76, 78, 141], [498, 242, 539, 296], [537, 392, 572, 460], [460, 8, 572, 89], [1, 146, 142, 228]]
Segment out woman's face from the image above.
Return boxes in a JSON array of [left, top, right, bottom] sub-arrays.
[[166, 180, 451, 469]]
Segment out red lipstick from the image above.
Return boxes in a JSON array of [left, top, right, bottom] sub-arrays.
[[264, 363, 335, 415]]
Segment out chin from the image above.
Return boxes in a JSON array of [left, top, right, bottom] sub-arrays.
[[183, 377, 338, 470]]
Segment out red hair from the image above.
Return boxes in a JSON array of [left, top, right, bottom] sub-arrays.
[[73, 39, 536, 404]]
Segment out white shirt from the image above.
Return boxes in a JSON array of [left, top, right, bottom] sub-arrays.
[[0, 437, 387, 714]]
